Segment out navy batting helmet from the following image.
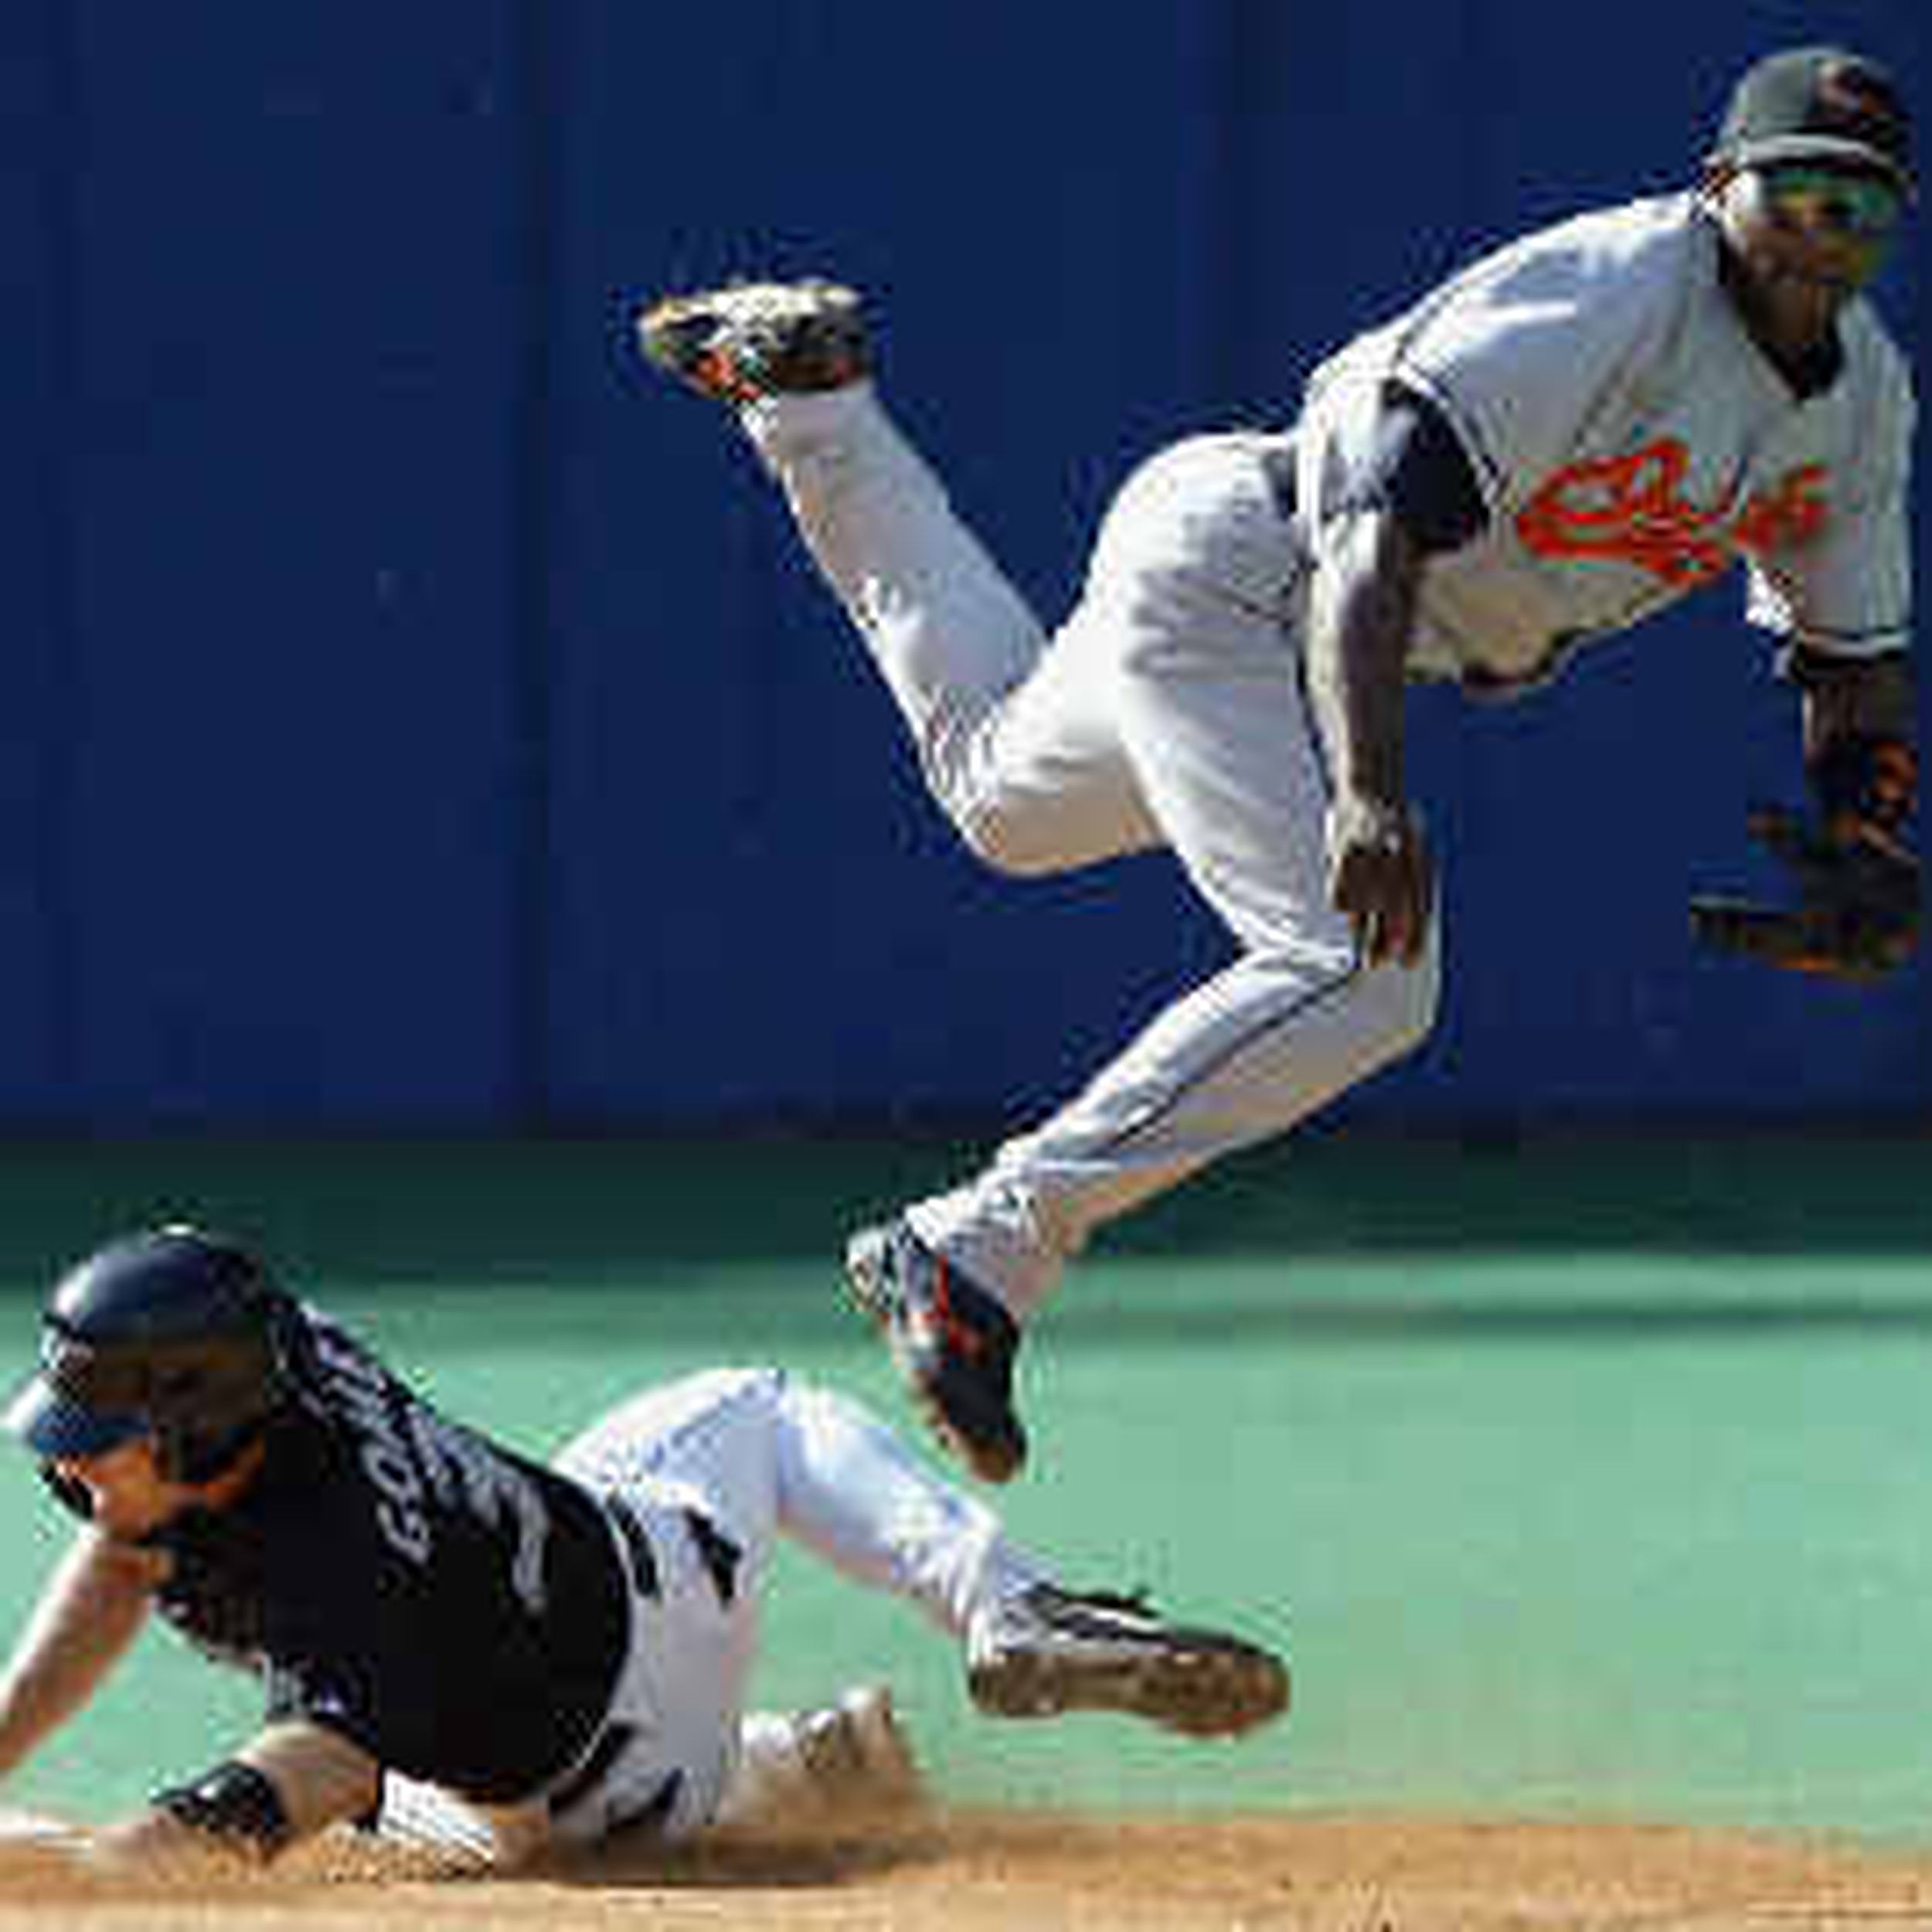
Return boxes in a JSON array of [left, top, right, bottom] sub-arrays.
[[4, 1226, 294, 1483]]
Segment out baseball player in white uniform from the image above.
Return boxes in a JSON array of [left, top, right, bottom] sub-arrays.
[[638, 47, 1920, 1484]]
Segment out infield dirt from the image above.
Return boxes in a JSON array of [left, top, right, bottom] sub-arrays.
[[5, 1809, 1932, 1930]]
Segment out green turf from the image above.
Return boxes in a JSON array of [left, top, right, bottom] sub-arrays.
[[0, 1132, 1928, 1841]]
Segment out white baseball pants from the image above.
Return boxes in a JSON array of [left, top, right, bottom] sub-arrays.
[[744, 386, 1441, 1316], [379, 1368, 1043, 1862], [557, 1369, 1040, 1847]]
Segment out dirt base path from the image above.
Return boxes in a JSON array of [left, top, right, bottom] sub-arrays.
[[5, 1809, 1932, 1930]]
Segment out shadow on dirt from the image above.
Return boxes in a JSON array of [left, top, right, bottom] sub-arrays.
[[528, 1810, 947, 1892]]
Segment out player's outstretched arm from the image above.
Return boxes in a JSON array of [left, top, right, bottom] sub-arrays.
[[0, 1527, 158, 1787]]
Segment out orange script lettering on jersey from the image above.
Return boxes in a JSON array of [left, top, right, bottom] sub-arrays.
[[1515, 440, 1828, 588]]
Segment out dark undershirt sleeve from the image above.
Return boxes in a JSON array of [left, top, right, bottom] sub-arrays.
[[1330, 381, 1490, 556]]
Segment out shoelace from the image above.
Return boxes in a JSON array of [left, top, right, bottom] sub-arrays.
[[1060, 1587, 1155, 1618]]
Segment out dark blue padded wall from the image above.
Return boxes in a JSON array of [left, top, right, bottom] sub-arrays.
[[0, 2, 1923, 1128], [543, 6, 1237, 1124], [1, 5, 539, 1125], [0, 4, 70, 1112]]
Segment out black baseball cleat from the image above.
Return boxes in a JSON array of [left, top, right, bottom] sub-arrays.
[[843, 1219, 1027, 1485], [968, 1584, 1291, 1740], [637, 280, 870, 406]]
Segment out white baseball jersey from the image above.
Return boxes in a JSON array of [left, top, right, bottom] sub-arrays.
[[1295, 192, 1916, 693], [735, 192, 1915, 1321]]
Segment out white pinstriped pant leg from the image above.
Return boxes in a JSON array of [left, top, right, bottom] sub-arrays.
[[556, 1368, 1042, 1640], [376, 1370, 1046, 1862], [747, 392, 1442, 1319], [743, 385, 1159, 872], [543, 1368, 1046, 1842]]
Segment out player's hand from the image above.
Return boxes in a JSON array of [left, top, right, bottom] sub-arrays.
[[0, 1805, 98, 1879], [0, 1805, 85, 1851], [1326, 796, 1433, 967]]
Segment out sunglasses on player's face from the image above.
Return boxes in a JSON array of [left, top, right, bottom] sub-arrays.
[[1755, 164, 1904, 243]]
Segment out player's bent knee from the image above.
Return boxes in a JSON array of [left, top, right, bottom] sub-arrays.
[[1292, 944, 1440, 1088]]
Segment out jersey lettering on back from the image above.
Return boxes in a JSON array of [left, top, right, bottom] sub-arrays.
[[308, 1322, 552, 1614]]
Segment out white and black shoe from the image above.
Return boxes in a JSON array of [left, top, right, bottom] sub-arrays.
[[968, 1584, 1289, 1740], [793, 1685, 923, 1815]]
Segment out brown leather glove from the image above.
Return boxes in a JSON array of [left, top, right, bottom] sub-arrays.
[[1691, 736, 1919, 984]]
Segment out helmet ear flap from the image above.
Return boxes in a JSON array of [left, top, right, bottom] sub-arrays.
[[151, 1328, 286, 1485]]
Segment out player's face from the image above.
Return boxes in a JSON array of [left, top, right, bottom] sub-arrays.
[[1713, 161, 1905, 348], [51, 1436, 180, 1538], [1754, 165, 1903, 250]]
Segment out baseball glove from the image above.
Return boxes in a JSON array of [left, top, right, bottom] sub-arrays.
[[1690, 735, 1920, 985]]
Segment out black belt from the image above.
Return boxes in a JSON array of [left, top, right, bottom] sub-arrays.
[[1259, 437, 1298, 524]]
